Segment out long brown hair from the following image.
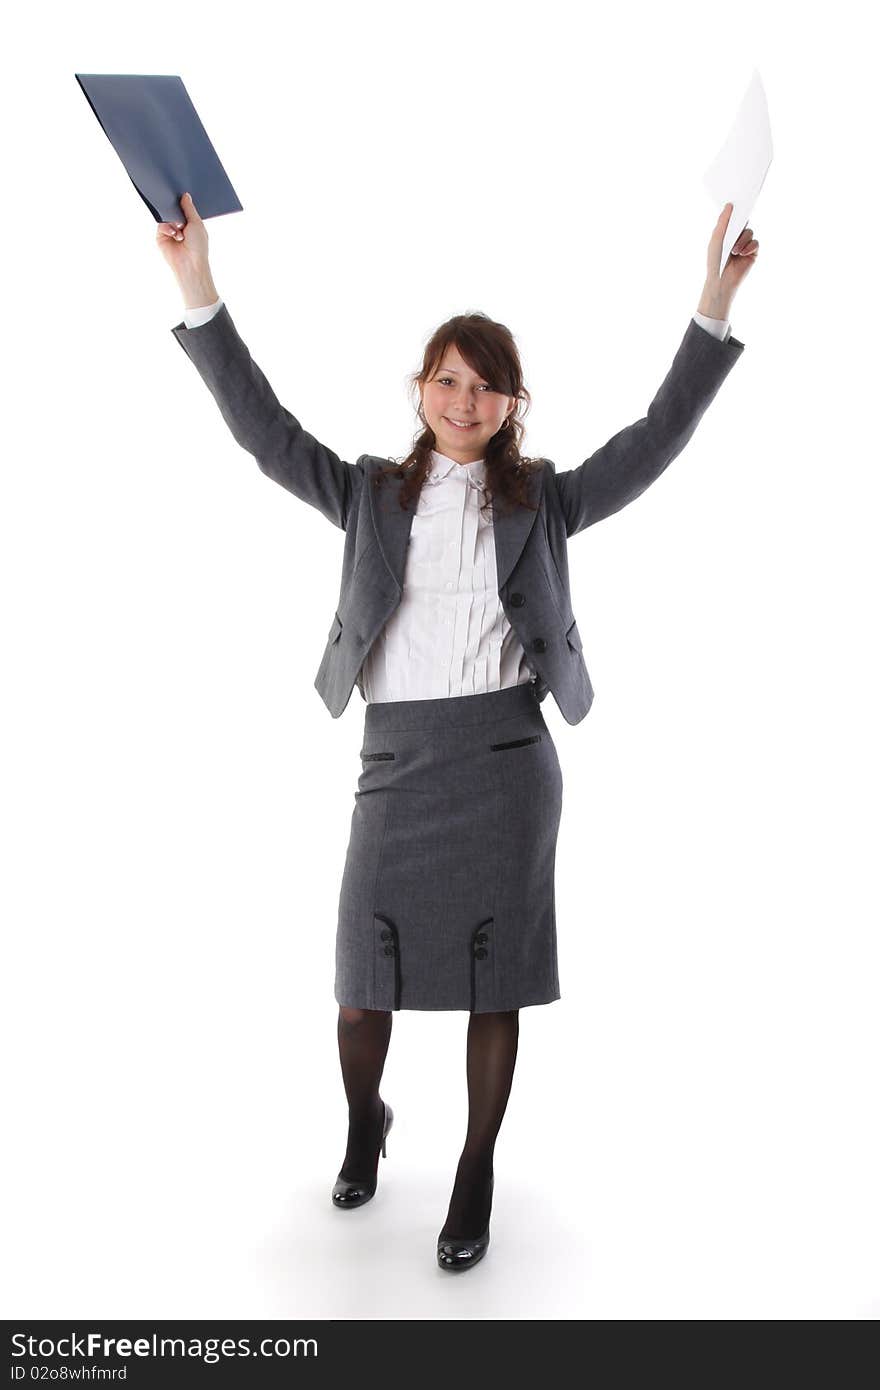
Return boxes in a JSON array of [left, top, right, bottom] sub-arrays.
[[372, 311, 545, 517]]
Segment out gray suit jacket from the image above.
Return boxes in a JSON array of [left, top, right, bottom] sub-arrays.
[[171, 305, 744, 724]]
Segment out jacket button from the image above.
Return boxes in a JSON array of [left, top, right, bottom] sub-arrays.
[[475, 932, 489, 944], [532, 637, 547, 653], [509, 592, 525, 608], [383, 945, 395, 956], [380, 928, 392, 941], [474, 947, 488, 960]]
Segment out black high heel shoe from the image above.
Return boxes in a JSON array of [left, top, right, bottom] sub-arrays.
[[331, 1100, 394, 1209], [436, 1173, 493, 1272]]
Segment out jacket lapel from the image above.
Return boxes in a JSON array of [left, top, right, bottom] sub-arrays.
[[493, 465, 544, 590], [368, 459, 544, 596], [368, 466, 415, 595]]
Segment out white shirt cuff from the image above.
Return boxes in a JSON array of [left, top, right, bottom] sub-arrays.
[[181, 298, 224, 330], [692, 310, 731, 343]]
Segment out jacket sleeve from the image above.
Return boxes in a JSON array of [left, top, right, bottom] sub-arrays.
[[170, 302, 363, 531], [554, 318, 745, 538]]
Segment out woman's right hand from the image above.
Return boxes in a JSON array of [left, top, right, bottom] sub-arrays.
[[156, 191, 212, 284]]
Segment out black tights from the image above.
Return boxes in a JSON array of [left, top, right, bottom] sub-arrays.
[[336, 1006, 520, 1239]]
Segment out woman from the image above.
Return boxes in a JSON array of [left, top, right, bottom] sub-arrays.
[[157, 194, 758, 1273]]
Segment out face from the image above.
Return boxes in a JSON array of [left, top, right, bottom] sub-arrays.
[[419, 343, 516, 463]]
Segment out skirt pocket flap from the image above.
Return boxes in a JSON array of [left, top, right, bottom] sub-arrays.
[[490, 735, 542, 752]]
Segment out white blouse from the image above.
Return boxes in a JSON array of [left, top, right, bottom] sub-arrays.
[[179, 300, 732, 703], [361, 447, 536, 701]]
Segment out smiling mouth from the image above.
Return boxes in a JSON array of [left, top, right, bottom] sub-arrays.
[[445, 418, 478, 430]]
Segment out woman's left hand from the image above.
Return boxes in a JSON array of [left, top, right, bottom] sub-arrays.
[[698, 202, 759, 319]]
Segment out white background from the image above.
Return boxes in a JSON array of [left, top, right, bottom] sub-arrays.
[[3, 0, 878, 1321]]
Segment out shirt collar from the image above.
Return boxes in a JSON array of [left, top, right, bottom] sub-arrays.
[[427, 449, 487, 491]]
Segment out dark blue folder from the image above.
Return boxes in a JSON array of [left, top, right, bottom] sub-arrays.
[[75, 73, 242, 223]]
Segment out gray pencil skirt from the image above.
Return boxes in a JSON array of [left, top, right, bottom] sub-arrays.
[[334, 681, 564, 1013]]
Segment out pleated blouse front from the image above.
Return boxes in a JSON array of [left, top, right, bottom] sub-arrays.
[[360, 450, 536, 704]]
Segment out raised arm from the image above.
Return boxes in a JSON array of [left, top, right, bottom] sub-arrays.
[[554, 317, 744, 537], [157, 193, 363, 531], [555, 203, 757, 538]]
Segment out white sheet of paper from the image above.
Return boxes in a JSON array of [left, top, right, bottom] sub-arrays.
[[703, 69, 773, 270]]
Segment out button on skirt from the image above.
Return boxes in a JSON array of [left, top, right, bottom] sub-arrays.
[[335, 681, 564, 1013]]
